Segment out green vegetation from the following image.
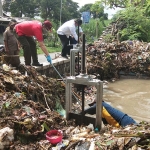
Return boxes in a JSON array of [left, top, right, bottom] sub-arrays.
[[19, 46, 61, 56], [112, 6, 150, 42], [101, 0, 150, 42], [3, 0, 80, 23], [37, 46, 61, 54], [3, 0, 150, 49], [82, 19, 111, 42]]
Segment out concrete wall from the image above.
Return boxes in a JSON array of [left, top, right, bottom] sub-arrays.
[[35, 59, 70, 78], [1, 55, 70, 78]]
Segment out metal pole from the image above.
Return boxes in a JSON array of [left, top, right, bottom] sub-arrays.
[[60, 0, 62, 26], [95, 81, 103, 129], [77, 24, 80, 75], [77, 25, 79, 43], [0, 0, 3, 16], [81, 34, 85, 123], [81, 85, 85, 123], [81, 34, 85, 74]]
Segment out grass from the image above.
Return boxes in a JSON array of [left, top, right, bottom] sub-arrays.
[[20, 46, 61, 56], [37, 46, 61, 54]]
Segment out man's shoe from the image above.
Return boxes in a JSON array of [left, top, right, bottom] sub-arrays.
[[61, 55, 68, 59], [32, 62, 43, 66]]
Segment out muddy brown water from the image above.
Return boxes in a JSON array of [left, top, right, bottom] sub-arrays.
[[103, 77, 150, 123]]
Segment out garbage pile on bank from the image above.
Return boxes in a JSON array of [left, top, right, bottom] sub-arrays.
[[0, 64, 150, 149], [86, 40, 150, 80]]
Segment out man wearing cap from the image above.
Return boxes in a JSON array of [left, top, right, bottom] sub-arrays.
[[14, 20, 52, 66], [3, 20, 20, 55], [57, 19, 82, 59]]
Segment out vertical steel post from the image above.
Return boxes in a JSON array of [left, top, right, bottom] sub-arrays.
[[77, 25, 80, 75], [81, 34, 85, 74], [65, 81, 72, 120], [70, 49, 75, 76], [0, 0, 3, 16], [95, 81, 103, 128]]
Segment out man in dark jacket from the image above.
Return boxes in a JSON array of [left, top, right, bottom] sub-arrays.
[[3, 20, 19, 55]]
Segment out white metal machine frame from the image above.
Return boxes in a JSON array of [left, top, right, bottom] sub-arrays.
[[65, 34, 103, 129]]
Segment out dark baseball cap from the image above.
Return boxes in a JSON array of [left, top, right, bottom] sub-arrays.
[[44, 20, 52, 30]]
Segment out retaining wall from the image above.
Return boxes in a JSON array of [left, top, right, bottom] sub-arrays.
[[35, 58, 70, 78]]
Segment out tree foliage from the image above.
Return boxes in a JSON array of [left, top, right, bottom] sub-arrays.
[[2, 0, 150, 43], [2, 0, 80, 24], [79, 4, 93, 12], [101, 0, 128, 8], [90, 1, 104, 18], [60, 0, 80, 23], [144, 0, 150, 16], [81, 19, 110, 42], [100, 0, 148, 8], [79, 1, 108, 19], [3, 0, 38, 17], [112, 6, 150, 42]]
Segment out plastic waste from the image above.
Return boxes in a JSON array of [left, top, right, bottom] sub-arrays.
[[89, 141, 95, 150], [2, 64, 11, 71], [55, 100, 66, 118], [74, 141, 91, 149], [94, 127, 99, 133], [57, 109, 66, 117], [0, 127, 14, 149], [14, 92, 21, 97], [51, 140, 69, 150], [87, 124, 94, 130]]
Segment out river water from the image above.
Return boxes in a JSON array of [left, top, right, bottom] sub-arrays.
[[103, 77, 150, 123]]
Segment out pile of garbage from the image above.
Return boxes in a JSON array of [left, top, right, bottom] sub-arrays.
[[0, 64, 66, 109], [0, 63, 150, 149], [86, 40, 150, 80]]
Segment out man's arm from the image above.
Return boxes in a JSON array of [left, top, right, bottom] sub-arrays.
[[3, 41, 9, 52], [38, 41, 52, 64], [38, 41, 49, 56], [3, 32, 9, 52], [70, 27, 78, 41]]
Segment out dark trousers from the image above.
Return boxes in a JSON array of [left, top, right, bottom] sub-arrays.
[[16, 36, 38, 65], [58, 34, 70, 56], [69, 36, 77, 44]]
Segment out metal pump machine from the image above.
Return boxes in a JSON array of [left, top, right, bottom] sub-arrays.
[[65, 33, 103, 129]]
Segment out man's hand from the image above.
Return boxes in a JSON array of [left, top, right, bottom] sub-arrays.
[[46, 55, 52, 64]]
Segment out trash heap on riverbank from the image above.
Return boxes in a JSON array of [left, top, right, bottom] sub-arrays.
[[86, 40, 150, 80], [0, 64, 150, 149]]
